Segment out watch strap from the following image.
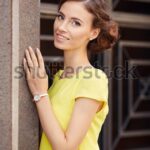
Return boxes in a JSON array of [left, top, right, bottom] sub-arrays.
[[33, 93, 48, 102]]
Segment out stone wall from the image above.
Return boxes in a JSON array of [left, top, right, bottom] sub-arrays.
[[0, 0, 40, 149]]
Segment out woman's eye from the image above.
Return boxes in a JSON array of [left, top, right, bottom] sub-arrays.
[[57, 14, 64, 20], [72, 21, 81, 26]]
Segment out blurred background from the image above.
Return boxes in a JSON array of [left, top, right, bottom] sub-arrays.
[[0, 0, 150, 150]]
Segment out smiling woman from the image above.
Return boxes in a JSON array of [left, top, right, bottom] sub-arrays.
[[23, 0, 119, 150]]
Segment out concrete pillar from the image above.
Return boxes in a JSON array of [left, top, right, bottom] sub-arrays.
[[0, 0, 40, 149]]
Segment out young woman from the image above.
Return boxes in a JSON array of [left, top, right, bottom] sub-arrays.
[[23, 0, 119, 149]]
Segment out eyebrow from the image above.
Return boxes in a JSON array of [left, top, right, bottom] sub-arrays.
[[58, 11, 84, 23]]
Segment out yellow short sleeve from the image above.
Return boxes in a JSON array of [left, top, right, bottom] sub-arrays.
[[75, 70, 108, 102]]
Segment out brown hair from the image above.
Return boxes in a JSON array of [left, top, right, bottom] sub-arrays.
[[58, 0, 120, 53]]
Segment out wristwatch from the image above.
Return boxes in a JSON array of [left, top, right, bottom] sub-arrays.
[[33, 93, 48, 102]]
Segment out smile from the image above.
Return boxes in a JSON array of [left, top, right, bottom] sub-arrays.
[[56, 33, 70, 40]]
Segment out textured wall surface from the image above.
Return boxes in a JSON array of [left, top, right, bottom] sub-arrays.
[[0, 0, 40, 149], [0, 0, 12, 150], [19, 0, 40, 150]]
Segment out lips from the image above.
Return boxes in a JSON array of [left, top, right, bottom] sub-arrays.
[[56, 33, 70, 40]]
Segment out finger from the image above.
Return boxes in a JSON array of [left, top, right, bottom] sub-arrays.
[[36, 48, 45, 69], [25, 49, 34, 72], [28, 46, 39, 67], [23, 58, 30, 79]]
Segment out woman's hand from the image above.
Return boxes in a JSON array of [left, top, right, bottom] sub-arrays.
[[23, 46, 48, 96]]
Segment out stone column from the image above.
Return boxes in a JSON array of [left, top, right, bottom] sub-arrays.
[[0, 0, 40, 150]]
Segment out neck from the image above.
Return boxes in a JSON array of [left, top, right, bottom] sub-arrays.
[[63, 48, 92, 74]]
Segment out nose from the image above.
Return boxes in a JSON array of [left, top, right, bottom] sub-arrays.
[[58, 21, 68, 32]]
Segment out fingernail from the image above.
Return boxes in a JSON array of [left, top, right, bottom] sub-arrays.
[[36, 48, 40, 52], [29, 46, 32, 49]]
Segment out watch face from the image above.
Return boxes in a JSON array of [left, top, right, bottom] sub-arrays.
[[34, 95, 40, 101]]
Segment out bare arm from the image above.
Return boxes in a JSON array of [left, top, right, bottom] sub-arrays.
[[36, 96, 103, 150]]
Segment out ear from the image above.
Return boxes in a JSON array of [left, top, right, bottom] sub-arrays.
[[90, 28, 101, 40]]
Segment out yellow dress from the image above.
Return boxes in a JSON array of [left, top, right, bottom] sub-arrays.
[[39, 67, 109, 150]]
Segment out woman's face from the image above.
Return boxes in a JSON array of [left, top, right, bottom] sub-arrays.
[[53, 1, 99, 51]]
